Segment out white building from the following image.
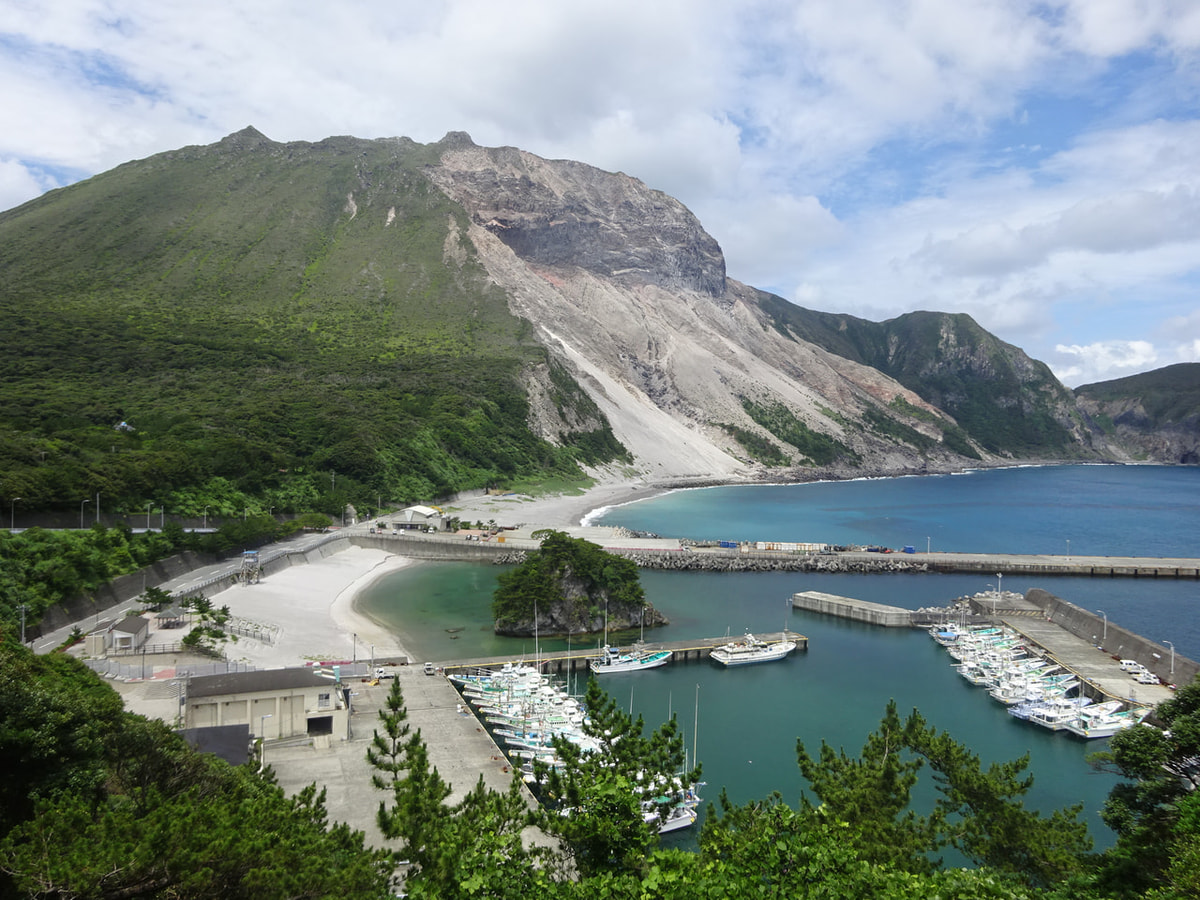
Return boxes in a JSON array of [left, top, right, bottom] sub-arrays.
[[183, 668, 353, 740]]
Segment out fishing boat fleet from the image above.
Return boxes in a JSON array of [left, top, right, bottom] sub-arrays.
[[929, 623, 1152, 739], [449, 662, 703, 833]]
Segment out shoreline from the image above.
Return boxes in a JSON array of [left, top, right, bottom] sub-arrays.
[[157, 461, 1152, 671]]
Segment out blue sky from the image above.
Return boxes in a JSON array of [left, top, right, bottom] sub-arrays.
[[2, 0, 1199, 386]]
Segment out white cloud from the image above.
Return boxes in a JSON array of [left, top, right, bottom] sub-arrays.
[[3, 0, 1200, 385], [1051, 340, 1159, 386], [0, 158, 53, 213]]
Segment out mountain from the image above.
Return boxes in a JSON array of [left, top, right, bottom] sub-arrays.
[[1074, 363, 1200, 464], [0, 128, 1142, 520]]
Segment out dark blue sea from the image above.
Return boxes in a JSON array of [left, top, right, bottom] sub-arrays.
[[358, 465, 1200, 850]]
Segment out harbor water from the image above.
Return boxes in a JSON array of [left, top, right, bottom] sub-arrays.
[[357, 465, 1200, 849]]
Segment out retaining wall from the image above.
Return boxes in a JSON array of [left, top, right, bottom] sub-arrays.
[[31, 551, 218, 638], [1025, 588, 1198, 687]]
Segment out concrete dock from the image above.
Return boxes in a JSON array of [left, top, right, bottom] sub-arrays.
[[786, 586, 1192, 708], [438, 630, 807, 676], [792, 591, 912, 626]]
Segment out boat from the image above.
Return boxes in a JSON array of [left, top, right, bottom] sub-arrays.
[[589, 644, 673, 674], [710, 632, 797, 667], [645, 803, 698, 833]]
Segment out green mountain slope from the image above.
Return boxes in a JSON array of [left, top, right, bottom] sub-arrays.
[[755, 296, 1080, 456], [1074, 363, 1200, 463], [0, 128, 624, 518]]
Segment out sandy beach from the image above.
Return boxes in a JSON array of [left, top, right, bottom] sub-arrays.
[[166, 475, 690, 670], [436, 472, 691, 531]]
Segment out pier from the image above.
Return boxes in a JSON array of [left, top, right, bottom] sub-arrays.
[[787, 586, 1197, 706], [792, 591, 912, 626], [438, 631, 807, 676]]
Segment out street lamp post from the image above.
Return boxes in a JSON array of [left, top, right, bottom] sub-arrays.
[[259, 714, 273, 773], [996, 572, 1003, 597], [9, 497, 20, 531], [1163, 640, 1175, 677], [1098, 610, 1107, 642], [18, 603, 27, 644], [203, 506, 209, 530], [80, 498, 91, 529], [146, 503, 152, 531]]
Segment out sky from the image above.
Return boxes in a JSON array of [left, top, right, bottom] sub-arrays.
[[3, 1, 1200, 387]]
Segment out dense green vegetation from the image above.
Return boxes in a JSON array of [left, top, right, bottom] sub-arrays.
[[1076, 363, 1200, 427], [717, 421, 790, 465], [757, 296, 1078, 456], [740, 398, 856, 465], [0, 518, 315, 631], [4, 627, 1199, 897], [0, 131, 623, 526], [0, 635, 392, 898], [491, 530, 647, 634]]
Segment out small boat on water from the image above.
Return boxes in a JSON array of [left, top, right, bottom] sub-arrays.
[[590, 644, 673, 674], [710, 632, 797, 667]]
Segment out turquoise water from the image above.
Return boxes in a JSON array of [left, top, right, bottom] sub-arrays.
[[357, 465, 1200, 849]]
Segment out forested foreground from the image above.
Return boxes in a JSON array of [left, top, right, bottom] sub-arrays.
[[1, 632, 1197, 899]]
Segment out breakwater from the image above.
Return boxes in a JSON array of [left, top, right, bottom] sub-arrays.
[[349, 532, 1200, 579]]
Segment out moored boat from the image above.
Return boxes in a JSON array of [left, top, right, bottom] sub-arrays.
[[590, 644, 673, 674], [710, 632, 797, 667]]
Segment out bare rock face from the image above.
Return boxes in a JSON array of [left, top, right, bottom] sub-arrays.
[[426, 137, 971, 482], [427, 138, 726, 297]]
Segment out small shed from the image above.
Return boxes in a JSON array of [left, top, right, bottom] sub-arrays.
[[111, 615, 150, 651]]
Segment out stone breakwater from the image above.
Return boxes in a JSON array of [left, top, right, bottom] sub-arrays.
[[493, 549, 931, 574]]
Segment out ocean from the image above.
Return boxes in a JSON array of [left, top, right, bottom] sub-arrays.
[[356, 464, 1200, 849]]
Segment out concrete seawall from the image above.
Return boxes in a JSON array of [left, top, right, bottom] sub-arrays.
[[1023, 588, 1198, 688]]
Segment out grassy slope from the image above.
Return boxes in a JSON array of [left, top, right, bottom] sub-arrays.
[[1075, 363, 1200, 426], [0, 130, 617, 516]]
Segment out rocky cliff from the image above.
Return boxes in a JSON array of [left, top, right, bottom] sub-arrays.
[[427, 133, 994, 483]]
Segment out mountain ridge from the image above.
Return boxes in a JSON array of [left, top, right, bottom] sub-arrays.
[[0, 128, 1189, 520]]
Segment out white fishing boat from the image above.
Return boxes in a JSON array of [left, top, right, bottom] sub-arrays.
[[1063, 704, 1150, 739], [589, 644, 673, 674], [710, 632, 796, 667], [645, 803, 698, 833]]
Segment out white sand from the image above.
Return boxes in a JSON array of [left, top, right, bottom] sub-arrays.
[[204, 546, 415, 667], [164, 475, 700, 670], [437, 473, 681, 530]]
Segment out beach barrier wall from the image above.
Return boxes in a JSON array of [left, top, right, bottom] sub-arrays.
[[1025, 589, 1198, 687]]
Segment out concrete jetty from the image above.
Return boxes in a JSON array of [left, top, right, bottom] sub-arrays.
[[437, 631, 807, 676], [791, 591, 912, 626]]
